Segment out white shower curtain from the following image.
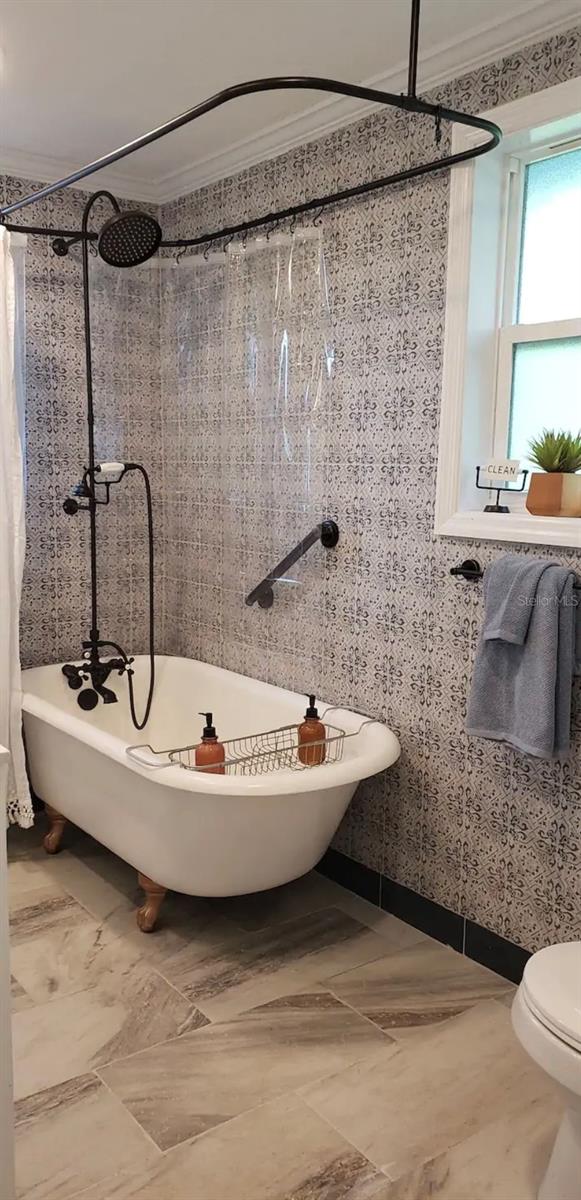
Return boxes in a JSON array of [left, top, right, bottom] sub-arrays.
[[0, 229, 33, 827]]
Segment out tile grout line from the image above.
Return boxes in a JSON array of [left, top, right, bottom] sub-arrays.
[[92, 1070, 164, 1157], [298, 1088, 393, 1180], [99, 1027, 399, 1164], [300, 1093, 394, 1187], [322, 983, 401, 1043]]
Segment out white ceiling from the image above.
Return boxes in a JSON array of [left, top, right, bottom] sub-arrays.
[[0, 0, 579, 203]]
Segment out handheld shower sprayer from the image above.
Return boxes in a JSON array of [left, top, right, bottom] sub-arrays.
[[62, 456, 156, 731]]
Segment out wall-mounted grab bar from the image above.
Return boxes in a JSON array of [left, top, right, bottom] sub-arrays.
[[246, 520, 339, 609]]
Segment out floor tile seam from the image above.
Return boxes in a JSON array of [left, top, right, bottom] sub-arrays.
[[11, 881, 224, 1014], [10, 978, 92, 1015], [10, 917, 148, 1012], [92, 1011, 211, 1077], [132, 1045, 406, 1162], [322, 984, 399, 1042], [215, 902, 361, 944], [297, 1089, 390, 1175], [7, 876, 70, 904], [8, 888, 97, 921], [303, 1080, 502, 1186], [142, 958, 215, 1021], [182, 944, 406, 1025], [19, 864, 136, 932], [313, 944, 405, 987], [288, 1091, 388, 1179], [148, 932, 393, 1019], [95, 1069, 164, 1158], [149, 1091, 332, 1157], [95, 1042, 403, 1162], [60, 891, 136, 930], [378, 1101, 525, 1184], [226, 892, 373, 937], [319, 936, 425, 988], [10, 902, 129, 959], [292, 1036, 400, 1110], [9, 917, 99, 953]]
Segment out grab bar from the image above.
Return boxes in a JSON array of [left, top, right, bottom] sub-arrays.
[[245, 519, 339, 609]]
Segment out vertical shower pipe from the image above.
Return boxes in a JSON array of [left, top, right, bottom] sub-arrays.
[[407, 0, 421, 98], [80, 191, 121, 663]]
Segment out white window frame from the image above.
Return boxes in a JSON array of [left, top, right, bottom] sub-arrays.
[[435, 76, 581, 549], [494, 318, 581, 470]]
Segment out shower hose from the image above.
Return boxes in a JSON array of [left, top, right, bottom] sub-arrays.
[[127, 462, 155, 731], [102, 462, 156, 732]]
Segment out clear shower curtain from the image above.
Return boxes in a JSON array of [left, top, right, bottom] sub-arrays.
[[223, 228, 333, 602], [0, 229, 33, 827], [225, 228, 333, 503], [161, 229, 333, 667]]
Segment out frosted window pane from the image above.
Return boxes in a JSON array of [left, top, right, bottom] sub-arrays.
[[508, 338, 581, 474], [518, 148, 581, 323]]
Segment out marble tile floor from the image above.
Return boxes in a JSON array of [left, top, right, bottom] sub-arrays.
[[8, 820, 561, 1200]]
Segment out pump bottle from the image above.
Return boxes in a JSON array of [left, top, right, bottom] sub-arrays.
[[194, 713, 225, 774], [298, 695, 326, 766]]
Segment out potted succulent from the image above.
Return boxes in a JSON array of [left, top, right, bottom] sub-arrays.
[[526, 429, 581, 517]]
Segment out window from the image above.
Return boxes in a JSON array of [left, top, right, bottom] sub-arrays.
[[436, 77, 581, 549], [495, 145, 581, 479]]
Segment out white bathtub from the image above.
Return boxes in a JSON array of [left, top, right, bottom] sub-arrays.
[[22, 656, 399, 923]]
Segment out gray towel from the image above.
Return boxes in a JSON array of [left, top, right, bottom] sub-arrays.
[[466, 554, 580, 759]]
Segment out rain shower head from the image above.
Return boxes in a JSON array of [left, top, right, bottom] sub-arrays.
[[97, 209, 162, 267]]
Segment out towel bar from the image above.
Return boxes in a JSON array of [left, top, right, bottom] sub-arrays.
[[450, 559, 581, 588]]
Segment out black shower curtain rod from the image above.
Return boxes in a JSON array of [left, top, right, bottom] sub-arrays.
[[0, 0, 502, 248]]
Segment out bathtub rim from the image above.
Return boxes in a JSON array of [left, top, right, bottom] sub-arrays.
[[21, 656, 400, 797]]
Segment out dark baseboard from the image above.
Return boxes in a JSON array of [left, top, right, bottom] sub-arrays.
[[317, 848, 380, 905], [317, 849, 530, 984], [464, 919, 530, 985], [380, 875, 464, 952]]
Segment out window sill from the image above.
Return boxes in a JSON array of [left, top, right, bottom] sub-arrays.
[[438, 509, 581, 549]]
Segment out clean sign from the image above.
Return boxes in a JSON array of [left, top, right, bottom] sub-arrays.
[[479, 459, 521, 482]]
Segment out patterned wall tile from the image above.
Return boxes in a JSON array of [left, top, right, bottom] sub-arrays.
[[7, 21, 581, 953], [159, 25, 581, 952]]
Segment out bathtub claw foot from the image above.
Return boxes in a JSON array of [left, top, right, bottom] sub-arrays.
[[136, 873, 166, 932], [43, 805, 66, 854]]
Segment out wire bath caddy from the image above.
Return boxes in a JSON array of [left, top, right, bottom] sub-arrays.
[[125, 715, 380, 776]]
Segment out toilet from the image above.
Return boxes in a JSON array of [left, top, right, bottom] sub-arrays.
[[512, 942, 581, 1200]]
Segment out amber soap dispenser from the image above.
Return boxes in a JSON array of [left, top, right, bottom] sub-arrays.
[[194, 712, 226, 774], [298, 695, 326, 766]]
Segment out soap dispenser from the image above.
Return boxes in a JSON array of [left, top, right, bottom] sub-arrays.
[[194, 713, 225, 775], [298, 695, 326, 766]]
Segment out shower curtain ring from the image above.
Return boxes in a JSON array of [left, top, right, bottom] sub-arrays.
[[89, 241, 98, 257], [312, 207, 324, 227], [223, 234, 234, 254], [203, 243, 210, 260], [175, 246, 186, 265]]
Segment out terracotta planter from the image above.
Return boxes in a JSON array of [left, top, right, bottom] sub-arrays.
[[526, 472, 581, 517]]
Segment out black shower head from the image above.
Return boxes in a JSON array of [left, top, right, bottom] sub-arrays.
[[97, 209, 162, 268]]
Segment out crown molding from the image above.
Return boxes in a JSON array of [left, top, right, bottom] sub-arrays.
[[156, 0, 581, 203], [0, 145, 159, 204], [1, 0, 579, 210]]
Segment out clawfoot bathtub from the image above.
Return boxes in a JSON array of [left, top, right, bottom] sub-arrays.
[[22, 656, 399, 930]]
